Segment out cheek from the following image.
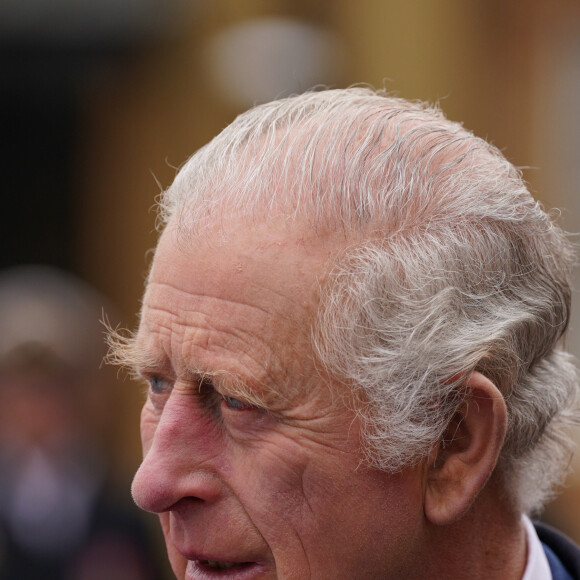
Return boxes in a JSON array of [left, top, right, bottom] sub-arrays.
[[225, 434, 352, 540], [227, 436, 425, 575], [224, 436, 321, 535]]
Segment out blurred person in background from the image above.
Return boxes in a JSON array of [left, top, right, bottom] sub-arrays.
[[0, 266, 161, 580]]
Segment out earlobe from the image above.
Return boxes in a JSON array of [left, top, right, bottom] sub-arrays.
[[424, 371, 507, 525]]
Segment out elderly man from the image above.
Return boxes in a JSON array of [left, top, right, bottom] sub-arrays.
[[112, 88, 580, 579]]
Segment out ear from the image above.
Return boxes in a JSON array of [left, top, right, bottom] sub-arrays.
[[424, 371, 507, 525]]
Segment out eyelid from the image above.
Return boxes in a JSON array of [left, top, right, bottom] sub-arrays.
[[222, 395, 256, 411]]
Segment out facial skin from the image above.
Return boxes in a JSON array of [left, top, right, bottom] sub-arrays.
[[130, 218, 430, 579]]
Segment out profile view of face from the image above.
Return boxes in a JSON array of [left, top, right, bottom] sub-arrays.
[[130, 219, 427, 579]]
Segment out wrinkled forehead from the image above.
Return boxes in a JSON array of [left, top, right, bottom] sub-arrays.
[[144, 214, 352, 341], [137, 215, 351, 401]]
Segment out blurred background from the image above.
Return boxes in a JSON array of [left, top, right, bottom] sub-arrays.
[[1, 0, 579, 576]]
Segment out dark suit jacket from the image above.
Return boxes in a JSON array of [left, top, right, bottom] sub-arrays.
[[535, 522, 580, 580]]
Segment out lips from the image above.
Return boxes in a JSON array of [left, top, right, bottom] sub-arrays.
[[205, 560, 251, 571], [186, 558, 268, 579]]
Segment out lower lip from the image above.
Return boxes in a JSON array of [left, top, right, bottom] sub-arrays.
[[185, 560, 269, 580]]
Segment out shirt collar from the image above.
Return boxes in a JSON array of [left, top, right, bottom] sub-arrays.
[[522, 514, 553, 580]]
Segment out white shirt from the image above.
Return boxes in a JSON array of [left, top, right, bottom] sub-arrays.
[[522, 515, 552, 580]]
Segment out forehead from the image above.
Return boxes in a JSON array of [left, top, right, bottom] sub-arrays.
[[137, 218, 343, 394], [147, 218, 337, 317]]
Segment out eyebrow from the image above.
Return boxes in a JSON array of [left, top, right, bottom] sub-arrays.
[[105, 325, 278, 408], [105, 325, 161, 379], [184, 367, 280, 409]]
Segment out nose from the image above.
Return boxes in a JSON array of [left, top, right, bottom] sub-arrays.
[[131, 393, 223, 514]]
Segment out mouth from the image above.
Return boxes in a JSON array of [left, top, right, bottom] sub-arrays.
[[202, 560, 253, 571], [187, 558, 266, 579]]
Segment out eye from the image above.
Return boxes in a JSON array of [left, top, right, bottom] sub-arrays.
[[148, 375, 170, 395], [222, 395, 254, 411]]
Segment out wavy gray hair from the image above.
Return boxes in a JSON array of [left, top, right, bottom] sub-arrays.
[[161, 88, 579, 514]]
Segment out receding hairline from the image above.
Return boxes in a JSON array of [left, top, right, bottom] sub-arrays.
[[159, 88, 490, 239]]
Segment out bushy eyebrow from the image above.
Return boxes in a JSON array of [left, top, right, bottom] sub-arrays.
[[104, 324, 161, 380], [200, 369, 277, 408], [105, 324, 279, 408]]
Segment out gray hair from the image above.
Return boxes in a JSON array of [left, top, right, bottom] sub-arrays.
[[161, 88, 579, 514]]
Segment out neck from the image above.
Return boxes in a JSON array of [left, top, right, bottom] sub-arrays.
[[419, 477, 527, 579]]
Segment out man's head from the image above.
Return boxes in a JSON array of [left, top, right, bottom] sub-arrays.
[[112, 88, 579, 578]]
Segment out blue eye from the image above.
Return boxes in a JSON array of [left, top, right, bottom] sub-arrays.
[[148, 375, 168, 394], [223, 396, 252, 411]]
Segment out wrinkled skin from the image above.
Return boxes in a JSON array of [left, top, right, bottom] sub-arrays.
[[131, 219, 429, 580]]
